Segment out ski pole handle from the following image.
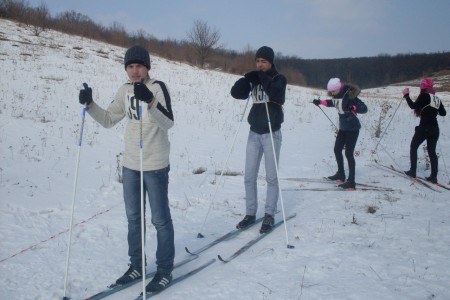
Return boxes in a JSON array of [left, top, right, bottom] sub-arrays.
[[80, 82, 92, 108]]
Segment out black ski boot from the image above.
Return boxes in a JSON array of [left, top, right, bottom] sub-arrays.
[[425, 176, 437, 184], [338, 180, 356, 190], [260, 214, 274, 234], [145, 272, 172, 293], [236, 215, 256, 229], [327, 172, 345, 183], [116, 264, 142, 285], [404, 170, 416, 178]]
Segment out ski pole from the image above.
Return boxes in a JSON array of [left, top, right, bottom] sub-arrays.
[[368, 119, 423, 189], [197, 94, 251, 238], [263, 94, 294, 249], [358, 115, 398, 165], [373, 97, 403, 153], [315, 103, 338, 131], [137, 79, 147, 300], [438, 139, 450, 185], [62, 83, 88, 300]]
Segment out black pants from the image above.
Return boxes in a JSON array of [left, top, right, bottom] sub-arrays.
[[334, 130, 359, 181], [410, 125, 440, 177]]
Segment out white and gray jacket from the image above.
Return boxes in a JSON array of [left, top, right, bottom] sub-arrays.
[[88, 78, 174, 171]]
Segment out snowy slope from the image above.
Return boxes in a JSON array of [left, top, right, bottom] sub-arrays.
[[1, 19, 450, 300]]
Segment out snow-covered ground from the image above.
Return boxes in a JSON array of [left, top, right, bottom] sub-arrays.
[[1, 19, 449, 300]]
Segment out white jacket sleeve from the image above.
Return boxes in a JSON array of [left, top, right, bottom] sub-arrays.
[[87, 88, 126, 128]]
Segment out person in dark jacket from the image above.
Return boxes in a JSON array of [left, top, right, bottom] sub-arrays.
[[313, 78, 368, 189], [230, 46, 287, 233], [402, 77, 446, 183]]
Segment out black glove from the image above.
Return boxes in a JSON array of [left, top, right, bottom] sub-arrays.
[[312, 99, 321, 106], [348, 105, 356, 112], [134, 82, 154, 103], [244, 71, 260, 86], [79, 83, 93, 106], [230, 78, 251, 99]]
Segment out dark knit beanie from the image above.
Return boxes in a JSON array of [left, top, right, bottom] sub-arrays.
[[255, 46, 274, 64], [124, 45, 151, 70]]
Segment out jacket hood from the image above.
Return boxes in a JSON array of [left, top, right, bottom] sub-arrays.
[[265, 64, 278, 77], [344, 83, 361, 99]]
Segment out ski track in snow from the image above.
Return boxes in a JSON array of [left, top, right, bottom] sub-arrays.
[[1, 19, 450, 300]]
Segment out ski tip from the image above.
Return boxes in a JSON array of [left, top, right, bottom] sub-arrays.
[[197, 233, 205, 238], [217, 255, 226, 262], [184, 246, 192, 254], [338, 186, 356, 191], [287, 244, 295, 249]]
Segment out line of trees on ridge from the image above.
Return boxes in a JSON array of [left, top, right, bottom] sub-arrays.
[[1, 0, 449, 89]]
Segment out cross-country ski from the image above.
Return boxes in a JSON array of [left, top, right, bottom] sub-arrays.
[[185, 215, 265, 256], [374, 160, 441, 192], [416, 176, 450, 191], [85, 255, 199, 300], [134, 259, 216, 300], [281, 177, 389, 189], [284, 186, 396, 192], [217, 214, 296, 263]]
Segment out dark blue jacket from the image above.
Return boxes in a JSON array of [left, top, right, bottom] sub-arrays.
[[231, 66, 287, 134], [324, 83, 368, 131]]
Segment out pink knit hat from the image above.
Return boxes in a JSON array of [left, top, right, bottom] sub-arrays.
[[327, 78, 341, 92], [420, 77, 434, 90]]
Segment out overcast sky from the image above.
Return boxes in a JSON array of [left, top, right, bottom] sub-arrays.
[[30, 0, 450, 59]]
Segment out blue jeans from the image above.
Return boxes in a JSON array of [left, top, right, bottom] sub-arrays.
[[122, 166, 174, 274], [244, 130, 282, 216]]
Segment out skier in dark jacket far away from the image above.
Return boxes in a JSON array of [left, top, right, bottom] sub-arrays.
[[402, 77, 446, 184], [312, 77, 368, 190]]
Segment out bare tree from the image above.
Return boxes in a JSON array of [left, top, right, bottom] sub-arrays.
[[186, 19, 221, 68], [108, 21, 129, 46], [0, 0, 27, 18], [28, 3, 50, 36]]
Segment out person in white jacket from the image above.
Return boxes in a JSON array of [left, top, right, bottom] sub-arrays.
[[79, 45, 174, 293]]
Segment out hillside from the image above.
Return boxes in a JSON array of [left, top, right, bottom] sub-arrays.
[[1, 19, 450, 300]]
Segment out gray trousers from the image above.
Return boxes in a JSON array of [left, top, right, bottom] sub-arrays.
[[244, 130, 282, 216]]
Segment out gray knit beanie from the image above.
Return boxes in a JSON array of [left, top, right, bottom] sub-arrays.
[[124, 45, 151, 69]]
